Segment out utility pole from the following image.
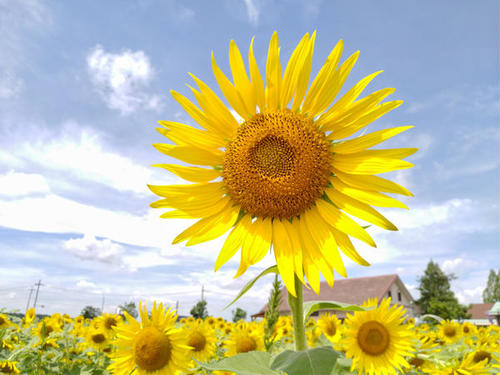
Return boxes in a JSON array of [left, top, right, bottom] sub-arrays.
[[201, 284, 205, 301], [175, 300, 179, 311], [25, 287, 35, 311], [101, 294, 105, 312], [33, 280, 43, 309]]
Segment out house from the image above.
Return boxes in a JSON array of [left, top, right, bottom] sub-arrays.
[[466, 303, 494, 326], [252, 274, 416, 319]]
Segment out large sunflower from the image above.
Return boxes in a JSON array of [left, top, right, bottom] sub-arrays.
[[150, 32, 416, 295], [343, 298, 413, 375], [107, 302, 191, 375]]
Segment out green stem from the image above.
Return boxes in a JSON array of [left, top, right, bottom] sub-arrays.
[[288, 274, 307, 351]]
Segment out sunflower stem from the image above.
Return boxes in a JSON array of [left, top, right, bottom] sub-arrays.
[[288, 274, 307, 351]]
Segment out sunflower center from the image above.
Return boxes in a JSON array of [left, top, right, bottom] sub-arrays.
[[463, 326, 470, 333], [357, 321, 390, 356], [409, 357, 425, 368], [105, 317, 117, 330], [223, 110, 331, 219], [0, 364, 15, 374], [473, 350, 491, 363], [443, 326, 456, 337], [236, 336, 257, 353], [0, 317, 5, 325], [133, 326, 172, 371], [324, 321, 337, 336], [92, 333, 106, 344], [188, 331, 206, 352]]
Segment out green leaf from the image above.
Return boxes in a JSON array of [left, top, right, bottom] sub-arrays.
[[225, 265, 278, 309], [195, 351, 282, 375], [303, 300, 371, 321], [271, 346, 341, 375]]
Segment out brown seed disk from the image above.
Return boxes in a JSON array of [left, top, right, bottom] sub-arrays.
[[223, 110, 331, 219]]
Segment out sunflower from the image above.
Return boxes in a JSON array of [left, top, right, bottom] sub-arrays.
[[107, 302, 191, 375], [184, 320, 218, 362], [85, 326, 111, 351], [0, 360, 20, 374], [432, 351, 491, 375], [437, 320, 462, 344], [343, 298, 413, 375], [22, 308, 36, 327], [150, 32, 416, 295], [317, 313, 341, 343], [0, 314, 12, 329], [33, 318, 61, 340], [96, 313, 123, 337], [224, 322, 264, 356]]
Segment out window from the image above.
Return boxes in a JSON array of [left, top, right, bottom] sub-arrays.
[[388, 291, 392, 298], [398, 292, 402, 302]]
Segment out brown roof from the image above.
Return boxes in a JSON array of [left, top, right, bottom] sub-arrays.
[[467, 303, 494, 320], [252, 274, 412, 317]]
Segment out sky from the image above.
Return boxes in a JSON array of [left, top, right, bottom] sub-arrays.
[[0, 0, 498, 319]]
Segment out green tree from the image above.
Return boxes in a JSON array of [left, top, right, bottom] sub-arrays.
[[81, 305, 101, 319], [119, 301, 138, 318], [190, 300, 208, 319], [264, 274, 282, 351], [482, 269, 500, 303], [232, 307, 247, 322], [416, 260, 469, 320]]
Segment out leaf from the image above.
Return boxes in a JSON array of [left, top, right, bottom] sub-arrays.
[[225, 265, 278, 309], [303, 300, 371, 321], [195, 351, 282, 375], [271, 346, 342, 375]]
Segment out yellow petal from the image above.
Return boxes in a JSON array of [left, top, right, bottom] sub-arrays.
[[331, 176, 408, 209], [266, 32, 282, 111], [155, 196, 231, 219], [325, 187, 398, 230], [333, 168, 413, 196], [234, 218, 256, 278], [211, 52, 251, 120], [315, 199, 376, 247], [302, 250, 320, 294], [318, 70, 383, 121], [247, 217, 272, 265], [320, 87, 395, 129], [333, 126, 414, 154], [229, 40, 256, 115], [326, 100, 403, 139], [333, 151, 414, 175], [188, 74, 239, 136], [148, 181, 224, 198], [301, 39, 343, 114], [280, 33, 310, 109], [214, 215, 251, 271], [157, 121, 224, 149], [159, 210, 193, 219], [305, 50, 360, 117], [331, 228, 370, 266], [283, 219, 304, 284], [248, 37, 265, 112], [272, 219, 296, 297], [291, 31, 316, 112], [304, 206, 347, 279], [152, 164, 220, 183], [153, 143, 223, 166]]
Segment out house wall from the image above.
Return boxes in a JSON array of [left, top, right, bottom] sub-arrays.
[[386, 280, 416, 317]]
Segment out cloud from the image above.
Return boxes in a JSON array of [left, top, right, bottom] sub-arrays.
[[0, 171, 50, 197], [0, 71, 23, 99], [441, 257, 467, 276], [87, 45, 162, 115], [243, 0, 259, 26], [456, 286, 483, 305], [76, 280, 97, 289], [63, 234, 125, 265]]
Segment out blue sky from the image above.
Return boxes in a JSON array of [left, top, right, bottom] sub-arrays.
[[0, 0, 498, 318]]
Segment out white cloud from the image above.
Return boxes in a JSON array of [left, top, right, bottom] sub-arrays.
[[0, 171, 50, 197], [441, 257, 466, 276], [456, 286, 483, 305], [243, 0, 259, 26], [87, 45, 162, 115], [76, 280, 97, 289], [0, 71, 23, 99], [63, 234, 125, 265]]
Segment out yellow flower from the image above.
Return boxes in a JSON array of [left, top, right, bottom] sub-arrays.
[[22, 308, 36, 327], [85, 326, 111, 351], [343, 298, 414, 375], [95, 313, 123, 337], [224, 322, 264, 356], [437, 320, 462, 344], [0, 314, 12, 329], [150, 32, 416, 295], [108, 302, 191, 375], [33, 318, 61, 339], [317, 313, 341, 343], [432, 351, 491, 375], [0, 360, 20, 374], [184, 320, 218, 362]]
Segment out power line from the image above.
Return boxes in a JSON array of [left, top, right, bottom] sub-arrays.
[[33, 280, 44, 309]]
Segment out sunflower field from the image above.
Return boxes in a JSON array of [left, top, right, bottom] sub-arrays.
[[1, 302, 499, 375]]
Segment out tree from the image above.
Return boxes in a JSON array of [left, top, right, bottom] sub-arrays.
[[190, 300, 208, 319], [264, 274, 282, 351], [483, 269, 500, 303], [81, 305, 101, 319], [119, 301, 138, 318], [232, 307, 247, 322], [416, 260, 469, 320]]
